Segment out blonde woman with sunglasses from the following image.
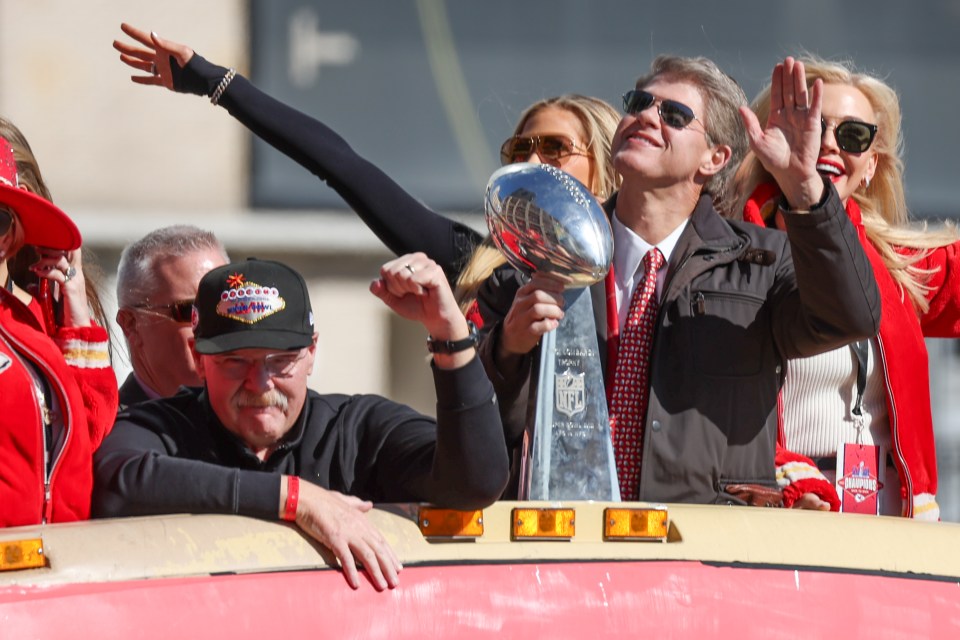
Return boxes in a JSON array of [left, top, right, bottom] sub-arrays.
[[454, 96, 621, 322], [734, 56, 960, 520], [112, 24, 620, 329]]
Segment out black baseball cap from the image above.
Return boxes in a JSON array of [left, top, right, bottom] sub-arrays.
[[192, 258, 315, 354]]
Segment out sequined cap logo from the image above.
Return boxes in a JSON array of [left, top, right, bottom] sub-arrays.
[[215, 272, 286, 324]]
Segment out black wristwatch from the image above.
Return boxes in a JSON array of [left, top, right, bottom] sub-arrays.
[[427, 321, 479, 354]]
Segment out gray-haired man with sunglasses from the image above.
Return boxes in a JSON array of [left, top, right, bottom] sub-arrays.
[[115, 224, 229, 408], [478, 56, 880, 507]]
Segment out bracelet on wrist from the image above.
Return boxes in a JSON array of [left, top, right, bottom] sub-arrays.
[[282, 475, 299, 521], [210, 68, 237, 106]]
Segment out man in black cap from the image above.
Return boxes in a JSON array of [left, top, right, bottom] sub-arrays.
[[94, 253, 508, 591]]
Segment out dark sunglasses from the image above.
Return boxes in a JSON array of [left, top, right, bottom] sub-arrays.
[[499, 134, 588, 166], [131, 299, 194, 324], [622, 89, 699, 130], [0, 206, 14, 236], [822, 119, 877, 154]]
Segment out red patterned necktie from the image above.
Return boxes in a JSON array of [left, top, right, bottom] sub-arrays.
[[610, 247, 664, 501]]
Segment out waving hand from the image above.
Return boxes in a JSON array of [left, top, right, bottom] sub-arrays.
[[739, 57, 825, 210], [113, 22, 195, 91]]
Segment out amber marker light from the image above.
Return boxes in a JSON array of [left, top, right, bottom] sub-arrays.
[[603, 507, 669, 541], [0, 538, 47, 571], [512, 508, 575, 540], [418, 507, 484, 539]]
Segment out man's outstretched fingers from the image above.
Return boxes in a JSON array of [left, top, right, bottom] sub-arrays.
[[329, 539, 362, 590], [351, 540, 390, 591]]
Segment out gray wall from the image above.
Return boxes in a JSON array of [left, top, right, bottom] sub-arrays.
[[249, 0, 960, 218]]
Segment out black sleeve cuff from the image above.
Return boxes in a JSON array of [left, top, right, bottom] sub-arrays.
[[779, 180, 842, 228], [236, 470, 283, 520], [173, 53, 231, 98], [777, 176, 832, 214]]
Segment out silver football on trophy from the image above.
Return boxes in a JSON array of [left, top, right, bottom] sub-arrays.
[[484, 163, 613, 288]]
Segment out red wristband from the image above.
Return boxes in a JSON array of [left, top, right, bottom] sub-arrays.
[[282, 475, 299, 521]]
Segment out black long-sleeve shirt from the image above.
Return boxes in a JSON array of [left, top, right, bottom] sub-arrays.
[[177, 55, 483, 283], [93, 357, 509, 518]]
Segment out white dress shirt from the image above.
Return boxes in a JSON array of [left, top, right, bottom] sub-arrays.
[[611, 211, 689, 332]]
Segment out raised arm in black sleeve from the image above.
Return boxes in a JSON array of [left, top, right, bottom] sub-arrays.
[[361, 356, 509, 508], [174, 54, 483, 282]]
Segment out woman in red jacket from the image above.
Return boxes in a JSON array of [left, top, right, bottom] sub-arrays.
[[735, 57, 959, 520], [0, 135, 117, 527]]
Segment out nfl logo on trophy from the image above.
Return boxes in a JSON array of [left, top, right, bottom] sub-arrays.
[[556, 371, 586, 418]]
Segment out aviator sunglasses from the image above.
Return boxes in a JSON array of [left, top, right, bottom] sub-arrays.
[[822, 119, 877, 154], [622, 89, 700, 130], [130, 299, 194, 324], [499, 134, 589, 166]]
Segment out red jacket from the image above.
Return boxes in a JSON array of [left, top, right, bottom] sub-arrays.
[[746, 187, 960, 519], [0, 289, 117, 526]]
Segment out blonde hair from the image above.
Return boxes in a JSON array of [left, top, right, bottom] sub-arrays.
[[453, 239, 505, 315], [508, 94, 622, 200], [454, 95, 622, 313], [732, 57, 957, 312]]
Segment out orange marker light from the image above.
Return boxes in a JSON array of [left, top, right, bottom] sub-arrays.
[[0, 538, 47, 571], [604, 507, 669, 541], [418, 507, 484, 538], [512, 508, 575, 540]]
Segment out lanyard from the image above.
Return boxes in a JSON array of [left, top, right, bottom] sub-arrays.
[[850, 340, 869, 443]]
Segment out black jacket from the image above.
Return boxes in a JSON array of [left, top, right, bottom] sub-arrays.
[[478, 185, 881, 504], [117, 372, 151, 411], [94, 357, 509, 519]]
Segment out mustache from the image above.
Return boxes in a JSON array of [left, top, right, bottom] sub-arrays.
[[236, 389, 289, 411]]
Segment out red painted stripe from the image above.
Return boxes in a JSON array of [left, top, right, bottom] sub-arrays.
[[2, 561, 958, 638]]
